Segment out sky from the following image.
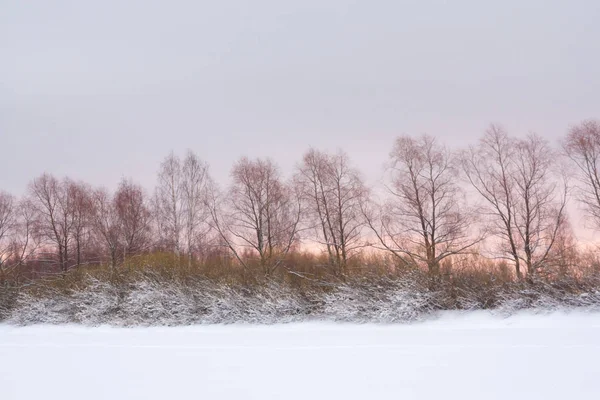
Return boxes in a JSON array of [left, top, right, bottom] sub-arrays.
[[1, 0, 600, 199]]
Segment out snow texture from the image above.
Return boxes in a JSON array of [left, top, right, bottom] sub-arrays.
[[4, 274, 600, 325], [1, 312, 599, 400]]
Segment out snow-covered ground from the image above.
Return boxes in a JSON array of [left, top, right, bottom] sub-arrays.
[[1, 312, 599, 400]]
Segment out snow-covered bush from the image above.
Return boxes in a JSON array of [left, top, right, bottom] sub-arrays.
[[116, 279, 199, 326], [71, 278, 121, 325], [196, 281, 310, 324], [0, 286, 17, 321], [10, 290, 76, 325], [319, 278, 433, 323], [493, 282, 600, 316], [5, 270, 600, 326]]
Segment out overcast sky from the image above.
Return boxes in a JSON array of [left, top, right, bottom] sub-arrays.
[[2, 0, 600, 199]]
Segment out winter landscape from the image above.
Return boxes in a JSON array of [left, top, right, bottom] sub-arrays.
[[3, 1, 600, 399]]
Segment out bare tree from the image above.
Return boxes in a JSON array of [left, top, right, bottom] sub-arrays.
[[154, 151, 212, 266], [115, 179, 152, 260], [0, 192, 16, 282], [0, 191, 14, 254], [545, 219, 578, 279], [155, 152, 184, 255], [564, 119, 600, 229], [91, 188, 122, 268], [462, 125, 568, 279], [206, 178, 241, 267], [295, 149, 367, 276], [210, 158, 302, 276], [0, 195, 38, 284], [181, 150, 210, 267], [28, 174, 74, 272], [67, 181, 93, 267], [366, 135, 481, 277]]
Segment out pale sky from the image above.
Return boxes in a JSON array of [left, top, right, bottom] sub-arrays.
[[2, 0, 599, 202]]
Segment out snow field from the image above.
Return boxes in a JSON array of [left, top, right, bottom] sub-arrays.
[[1, 311, 599, 400]]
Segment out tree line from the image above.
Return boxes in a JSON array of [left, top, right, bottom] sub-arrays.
[[2, 120, 600, 284]]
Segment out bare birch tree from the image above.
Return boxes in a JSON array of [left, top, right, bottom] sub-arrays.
[[155, 151, 211, 266], [0, 194, 37, 284], [155, 152, 184, 256], [295, 149, 367, 276], [28, 174, 74, 271], [67, 181, 93, 267], [205, 178, 241, 266], [462, 125, 568, 279], [564, 119, 600, 229], [0, 192, 16, 282], [209, 158, 302, 276], [181, 150, 210, 267], [366, 135, 481, 277], [91, 188, 122, 268], [0, 192, 15, 256], [114, 179, 152, 259]]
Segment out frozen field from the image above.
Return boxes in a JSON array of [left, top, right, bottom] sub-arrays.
[[1, 312, 599, 400]]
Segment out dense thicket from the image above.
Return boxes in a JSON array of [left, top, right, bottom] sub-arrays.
[[2, 121, 600, 323], [2, 254, 600, 325]]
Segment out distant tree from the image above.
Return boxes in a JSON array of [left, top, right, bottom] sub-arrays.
[[90, 188, 122, 268], [462, 125, 568, 280], [28, 174, 74, 271], [295, 149, 367, 276], [0, 191, 15, 255], [27, 175, 97, 271], [546, 220, 578, 279], [365, 135, 481, 278], [0, 194, 38, 284], [0, 192, 16, 282], [155, 152, 184, 255], [67, 181, 94, 267], [209, 158, 302, 276], [181, 151, 211, 267], [563, 119, 600, 229], [155, 151, 212, 267], [115, 179, 152, 259]]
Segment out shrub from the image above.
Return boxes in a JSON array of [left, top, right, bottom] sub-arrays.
[[5, 251, 600, 326]]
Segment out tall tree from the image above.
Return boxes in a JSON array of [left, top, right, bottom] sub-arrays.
[[67, 181, 93, 267], [296, 149, 367, 276], [181, 150, 211, 267], [115, 179, 152, 260], [155, 152, 184, 255], [462, 125, 568, 279], [0, 192, 16, 282], [209, 158, 302, 276], [0, 194, 37, 284], [0, 191, 15, 256], [28, 174, 74, 271], [563, 119, 600, 229], [366, 135, 481, 277], [90, 188, 122, 268]]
